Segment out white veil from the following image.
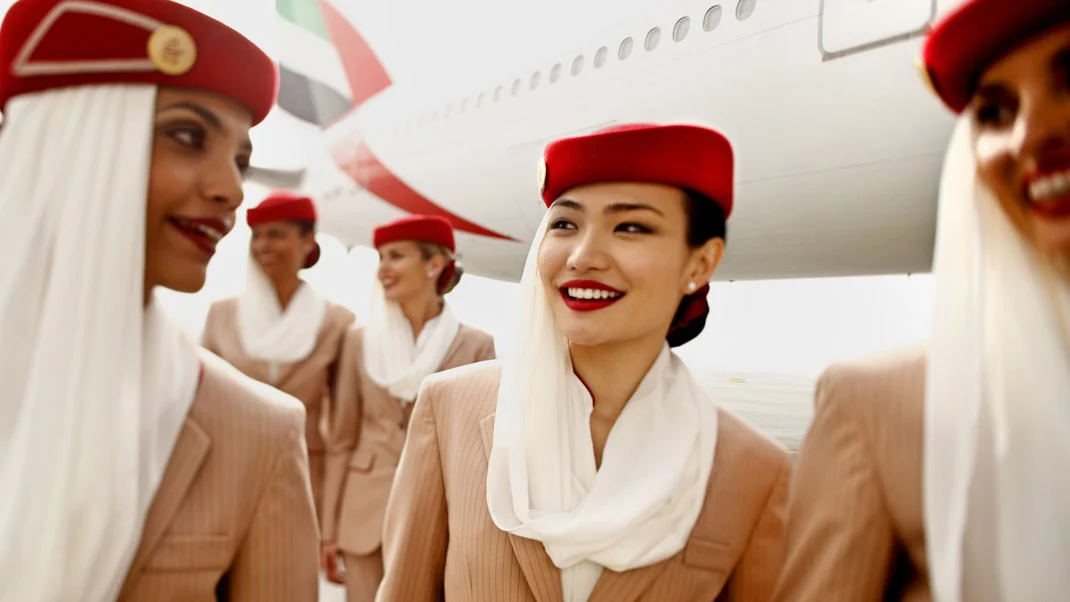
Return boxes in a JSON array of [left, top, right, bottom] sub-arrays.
[[236, 255, 327, 369], [485, 213, 719, 601], [924, 118, 1070, 602], [0, 86, 199, 601]]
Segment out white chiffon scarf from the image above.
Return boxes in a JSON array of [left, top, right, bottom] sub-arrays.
[[237, 257, 327, 376], [925, 118, 1070, 602], [485, 213, 719, 602], [361, 276, 460, 401], [0, 86, 199, 602]]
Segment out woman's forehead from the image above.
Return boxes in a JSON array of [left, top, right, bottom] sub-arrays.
[[980, 23, 1070, 86]]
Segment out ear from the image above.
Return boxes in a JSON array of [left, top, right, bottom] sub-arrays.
[[682, 237, 724, 294], [426, 252, 447, 278]]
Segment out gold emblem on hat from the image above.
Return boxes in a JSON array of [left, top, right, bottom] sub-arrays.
[[538, 159, 548, 193], [148, 25, 197, 76], [915, 55, 937, 97]]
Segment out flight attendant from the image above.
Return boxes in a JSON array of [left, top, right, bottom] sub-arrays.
[[320, 214, 496, 601], [375, 123, 791, 602], [203, 190, 356, 515], [775, 2, 1070, 601], [0, 1, 319, 600]]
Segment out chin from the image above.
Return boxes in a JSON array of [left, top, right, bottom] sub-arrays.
[[158, 269, 208, 295]]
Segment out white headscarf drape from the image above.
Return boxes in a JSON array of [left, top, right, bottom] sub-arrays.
[[924, 118, 1070, 602], [485, 213, 719, 602], [0, 86, 199, 602], [237, 256, 327, 373], [361, 275, 460, 401]]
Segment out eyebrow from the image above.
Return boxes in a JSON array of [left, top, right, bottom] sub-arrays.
[[552, 198, 665, 216], [160, 101, 254, 153]]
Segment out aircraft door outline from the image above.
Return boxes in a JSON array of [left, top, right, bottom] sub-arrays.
[[818, 0, 937, 60]]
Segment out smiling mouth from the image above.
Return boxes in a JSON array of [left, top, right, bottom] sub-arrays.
[[1026, 168, 1070, 218], [168, 217, 228, 255], [558, 281, 626, 312]]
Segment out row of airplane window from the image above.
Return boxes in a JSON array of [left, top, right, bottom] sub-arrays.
[[397, 0, 758, 130]]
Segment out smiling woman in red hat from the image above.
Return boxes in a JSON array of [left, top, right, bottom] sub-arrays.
[[373, 124, 790, 602], [0, 0, 318, 600], [776, 2, 1070, 601], [320, 214, 495, 601], [202, 190, 355, 518]]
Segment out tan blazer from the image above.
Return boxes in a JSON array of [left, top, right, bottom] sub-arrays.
[[321, 324, 496, 554], [774, 347, 930, 602], [202, 298, 355, 510], [376, 362, 791, 602], [117, 352, 320, 601]]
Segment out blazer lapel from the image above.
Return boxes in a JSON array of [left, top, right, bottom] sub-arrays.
[[436, 329, 466, 371], [118, 418, 211, 597], [479, 414, 564, 602]]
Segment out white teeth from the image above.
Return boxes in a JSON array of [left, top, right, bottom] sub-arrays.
[[567, 287, 622, 300], [1029, 170, 1070, 203], [191, 223, 223, 242]]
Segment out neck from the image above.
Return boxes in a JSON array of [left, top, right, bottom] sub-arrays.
[[571, 333, 665, 427], [400, 293, 444, 340], [272, 273, 303, 310]]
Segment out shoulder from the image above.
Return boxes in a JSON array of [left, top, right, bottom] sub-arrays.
[[716, 408, 792, 481], [192, 351, 307, 447], [456, 323, 494, 347], [324, 302, 356, 329], [205, 297, 238, 322], [816, 345, 927, 422], [419, 360, 501, 424]]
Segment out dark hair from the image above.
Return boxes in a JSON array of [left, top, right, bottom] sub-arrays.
[[418, 242, 463, 295], [294, 220, 316, 236], [683, 189, 727, 247]]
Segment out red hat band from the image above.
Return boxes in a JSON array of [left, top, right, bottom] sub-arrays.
[[540, 123, 734, 218], [373, 215, 456, 252], [247, 192, 320, 269], [0, 0, 278, 123], [920, 0, 1070, 113]]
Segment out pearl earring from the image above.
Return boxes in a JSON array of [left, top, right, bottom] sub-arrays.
[[687, 282, 697, 293], [427, 271, 435, 278]]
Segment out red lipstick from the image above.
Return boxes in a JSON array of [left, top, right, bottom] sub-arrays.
[[1023, 149, 1070, 219], [168, 216, 231, 257], [558, 279, 625, 312]]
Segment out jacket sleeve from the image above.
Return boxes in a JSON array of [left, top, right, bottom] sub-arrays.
[[773, 367, 898, 602], [375, 380, 448, 601], [227, 408, 320, 600], [321, 326, 363, 541], [721, 459, 789, 601]]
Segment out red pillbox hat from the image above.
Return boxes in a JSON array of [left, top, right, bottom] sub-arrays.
[[920, 0, 1070, 114], [247, 191, 320, 268], [373, 215, 456, 252], [0, 0, 278, 124], [539, 123, 735, 218]]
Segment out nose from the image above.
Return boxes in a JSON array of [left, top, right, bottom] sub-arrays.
[[566, 228, 610, 273], [202, 161, 245, 211], [1012, 89, 1070, 170]]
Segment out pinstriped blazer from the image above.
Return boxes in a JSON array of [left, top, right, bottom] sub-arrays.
[[376, 361, 791, 602], [116, 352, 320, 601], [774, 347, 930, 602]]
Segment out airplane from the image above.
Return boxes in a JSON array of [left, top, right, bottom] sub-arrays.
[[252, 0, 964, 283]]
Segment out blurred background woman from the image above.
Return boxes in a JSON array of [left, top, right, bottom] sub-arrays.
[[776, 2, 1070, 600], [375, 124, 790, 601], [203, 190, 355, 516], [320, 214, 495, 601], [0, 0, 319, 600]]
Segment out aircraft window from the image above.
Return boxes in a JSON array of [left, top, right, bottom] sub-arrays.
[[619, 37, 633, 60], [530, 71, 541, 90], [673, 17, 690, 42], [476, 92, 485, 107], [703, 5, 723, 31], [512, 78, 521, 96], [645, 27, 661, 51], [445, 104, 452, 118], [494, 86, 503, 102], [551, 63, 562, 82], [571, 55, 584, 76], [736, 0, 755, 21], [594, 46, 608, 68], [460, 99, 468, 113]]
